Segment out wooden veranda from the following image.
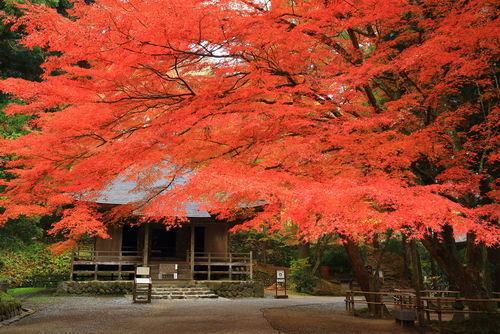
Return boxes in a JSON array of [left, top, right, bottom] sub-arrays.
[[71, 247, 253, 282]]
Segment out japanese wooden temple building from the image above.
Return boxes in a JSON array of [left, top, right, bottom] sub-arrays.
[[71, 172, 253, 282]]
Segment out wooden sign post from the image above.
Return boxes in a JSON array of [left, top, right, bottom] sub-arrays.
[[275, 270, 288, 299]]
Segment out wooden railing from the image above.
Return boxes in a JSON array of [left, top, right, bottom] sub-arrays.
[[71, 249, 254, 282], [187, 251, 253, 281], [71, 249, 144, 281], [73, 249, 143, 263], [345, 290, 500, 333]]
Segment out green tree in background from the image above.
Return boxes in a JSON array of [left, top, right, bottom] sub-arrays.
[[0, 1, 72, 286]]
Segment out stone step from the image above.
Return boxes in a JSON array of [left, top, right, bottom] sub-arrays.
[[153, 290, 211, 294], [151, 294, 218, 299], [152, 287, 209, 291], [151, 291, 214, 296], [152, 284, 200, 288], [149, 283, 218, 299], [151, 289, 212, 294]]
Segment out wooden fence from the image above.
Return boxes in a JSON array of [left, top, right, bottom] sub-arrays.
[[188, 251, 253, 281], [345, 290, 500, 333]]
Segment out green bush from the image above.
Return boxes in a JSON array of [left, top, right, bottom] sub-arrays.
[[288, 258, 318, 294], [0, 291, 20, 306], [253, 270, 274, 287], [0, 243, 71, 287], [0, 291, 21, 321], [230, 231, 296, 267]]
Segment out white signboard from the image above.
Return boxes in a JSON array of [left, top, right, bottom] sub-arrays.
[[276, 270, 285, 283], [135, 277, 152, 284]]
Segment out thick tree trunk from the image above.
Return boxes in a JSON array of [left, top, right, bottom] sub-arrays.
[[402, 235, 412, 283], [422, 227, 493, 312], [343, 238, 379, 315], [411, 240, 426, 333]]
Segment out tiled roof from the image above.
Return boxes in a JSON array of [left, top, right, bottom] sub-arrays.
[[94, 172, 211, 218]]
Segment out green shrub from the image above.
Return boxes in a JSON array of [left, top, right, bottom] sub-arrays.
[[253, 270, 274, 287], [0, 291, 22, 321], [0, 291, 20, 306], [0, 243, 71, 287], [230, 231, 296, 267], [288, 258, 318, 294]]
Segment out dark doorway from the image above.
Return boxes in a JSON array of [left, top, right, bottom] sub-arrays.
[[122, 225, 139, 255], [195, 226, 205, 253], [151, 228, 177, 257]]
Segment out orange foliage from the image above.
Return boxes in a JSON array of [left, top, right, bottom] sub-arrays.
[[0, 0, 498, 246]]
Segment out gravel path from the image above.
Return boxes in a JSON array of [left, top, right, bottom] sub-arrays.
[[0, 295, 421, 334]]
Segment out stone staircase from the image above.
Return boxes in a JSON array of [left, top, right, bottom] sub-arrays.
[[151, 283, 218, 299]]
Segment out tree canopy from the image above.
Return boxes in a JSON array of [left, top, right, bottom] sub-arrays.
[[0, 0, 498, 248]]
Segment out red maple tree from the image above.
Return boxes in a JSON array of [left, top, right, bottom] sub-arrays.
[[0, 0, 498, 299]]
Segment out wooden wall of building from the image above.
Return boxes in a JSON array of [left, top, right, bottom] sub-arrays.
[[95, 226, 122, 253], [204, 223, 228, 254], [93, 221, 229, 257], [176, 226, 190, 258]]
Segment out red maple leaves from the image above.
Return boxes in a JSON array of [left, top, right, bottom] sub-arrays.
[[0, 0, 498, 247]]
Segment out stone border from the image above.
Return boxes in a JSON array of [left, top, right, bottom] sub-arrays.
[[58, 280, 264, 298], [57, 281, 134, 295], [0, 308, 35, 328]]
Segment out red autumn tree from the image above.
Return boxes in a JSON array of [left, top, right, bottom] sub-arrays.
[[0, 0, 498, 300]]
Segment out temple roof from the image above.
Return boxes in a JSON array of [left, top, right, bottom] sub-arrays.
[[94, 172, 211, 218]]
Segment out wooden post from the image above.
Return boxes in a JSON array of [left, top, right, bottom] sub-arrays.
[[437, 298, 443, 334], [118, 251, 122, 280], [425, 298, 430, 322], [352, 291, 355, 316], [190, 225, 195, 281], [229, 253, 233, 281], [411, 239, 426, 334], [142, 224, 150, 267], [208, 253, 212, 280], [345, 292, 349, 311], [249, 251, 253, 280], [70, 250, 75, 281]]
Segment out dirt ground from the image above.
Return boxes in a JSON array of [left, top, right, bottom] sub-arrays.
[[0, 295, 425, 334]]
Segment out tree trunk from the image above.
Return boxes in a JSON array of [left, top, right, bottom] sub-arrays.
[[402, 235, 412, 283], [311, 235, 331, 275], [411, 240, 426, 334], [343, 238, 378, 315], [422, 226, 493, 312], [297, 241, 310, 259]]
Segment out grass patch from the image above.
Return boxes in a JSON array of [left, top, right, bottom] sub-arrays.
[[7, 287, 48, 297], [0, 291, 22, 312], [0, 291, 20, 305], [29, 296, 54, 302]]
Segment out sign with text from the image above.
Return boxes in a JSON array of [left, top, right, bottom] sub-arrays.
[[275, 270, 288, 299]]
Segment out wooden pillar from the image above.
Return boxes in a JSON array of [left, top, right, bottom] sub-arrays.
[[143, 224, 150, 266], [190, 225, 195, 280], [411, 239, 426, 334], [249, 251, 253, 280], [70, 250, 75, 281]]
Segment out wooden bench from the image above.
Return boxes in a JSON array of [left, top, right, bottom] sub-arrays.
[[393, 309, 416, 327]]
